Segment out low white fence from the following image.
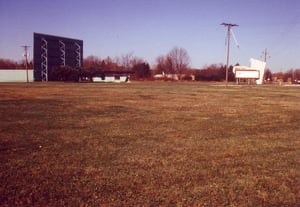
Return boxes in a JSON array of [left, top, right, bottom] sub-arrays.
[[0, 69, 34, 82]]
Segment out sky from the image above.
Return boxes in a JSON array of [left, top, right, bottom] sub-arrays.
[[0, 0, 300, 72]]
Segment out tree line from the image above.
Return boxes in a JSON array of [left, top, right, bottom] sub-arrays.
[[1, 47, 300, 82], [0, 58, 33, 69]]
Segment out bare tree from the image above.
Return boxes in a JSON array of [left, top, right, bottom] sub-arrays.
[[155, 55, 170, 74], [156, 47, 190, 78], [155, 55, 165, 73], [0, 58, 33, 69], [116, 52, 145, 70], [119, 52, 134, 70], [130, 56, 144, 69], [83, 55, 102, 67], [167, 47, 190, 77], [155, 47, 190, 78], [103, 56, 119, 70]]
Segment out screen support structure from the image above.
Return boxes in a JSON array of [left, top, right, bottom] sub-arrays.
[[59, 40, 66, 66], [75, 42, 81, 67], [41, 38, 48, 82]]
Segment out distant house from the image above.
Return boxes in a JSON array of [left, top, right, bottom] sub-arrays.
[[154, 72, 194, 81], [154, 72, 178, 80], [92, 70, 134, 83]]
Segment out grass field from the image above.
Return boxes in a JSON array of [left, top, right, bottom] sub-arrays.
[[0, 82, 299, 206]]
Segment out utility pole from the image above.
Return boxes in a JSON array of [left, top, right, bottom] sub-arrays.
[[21, 45, 30, 83], [221, 23, 238, 86], [262, 48, 270, 62]]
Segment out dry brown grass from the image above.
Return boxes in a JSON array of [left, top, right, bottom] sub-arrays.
[[0, 82, 299, 206]]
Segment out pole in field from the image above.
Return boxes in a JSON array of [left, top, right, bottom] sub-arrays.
[[262, 48, 270, 62], [221, 23, 238, 86], [21, 45, 30, 83]]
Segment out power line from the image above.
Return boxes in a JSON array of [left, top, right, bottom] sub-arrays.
[[221, 23, 239, 86]]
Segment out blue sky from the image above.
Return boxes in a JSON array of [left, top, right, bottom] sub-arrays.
[[0, 0, 300, 72]]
